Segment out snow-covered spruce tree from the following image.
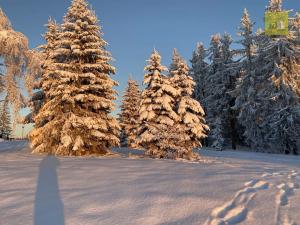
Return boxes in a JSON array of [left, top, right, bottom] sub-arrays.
[[208, 117, 224, 150], [189, 42, 208, 102], [30, 0, 119, 156], [119, 78, 141, 148], [138, 50, 180, 158], [169, 48, 182, 74], [236, 1, 300, 154], [203, 33, 239, 150], [24, 19, 60, 124], [202, 34, 223, 149], [266, 0, 282, 12], [0, 97, 12, 139], [170, 51, 209, 159], [232, 9, 257, 147], [237, 9, 256, 68]]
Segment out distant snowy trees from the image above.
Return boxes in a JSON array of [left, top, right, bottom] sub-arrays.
[[29, 0, 119, 155], [190, 0, 300, 154], [0, 97, 12, 139], [190, 43, 208, 101], [119, 78, 141, 148]]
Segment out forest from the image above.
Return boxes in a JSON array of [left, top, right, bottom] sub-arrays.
[[0, 0, 299, 159]]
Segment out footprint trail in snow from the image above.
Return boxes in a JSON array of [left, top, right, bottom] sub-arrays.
[[205, 169, 300, 225], [205, 179, 269, 225], [274, 170, 299, 225]]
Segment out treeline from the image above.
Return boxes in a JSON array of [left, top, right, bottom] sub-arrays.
[[0, 0, 299, 158], [188, 1, 300, 154], [120, 0, 300, 155]]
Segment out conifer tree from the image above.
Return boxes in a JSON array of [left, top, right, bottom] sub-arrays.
[[190, 43, 208, 102], [170, 51, 209, 159], [266, 0, 282, 12], [119, 78, 141, 148], [24, 19, 59, 124], [169, 48, 182, 74], [237, 9, 256, 67], [30, 0, 119, 156], [203, 33, 238, 149], [138, 50, 179, 158], [202, 34, 223, 148], [233, 9, 256, 147], [0, 98, 12, 139]]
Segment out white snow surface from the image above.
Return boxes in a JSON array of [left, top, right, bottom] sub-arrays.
[[0, 141, 300, 225]]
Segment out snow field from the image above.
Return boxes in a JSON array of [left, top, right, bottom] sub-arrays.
[[0, 142, 300, 225]]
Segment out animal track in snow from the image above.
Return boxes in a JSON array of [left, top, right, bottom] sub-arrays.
[[205, 179, 269, 225]]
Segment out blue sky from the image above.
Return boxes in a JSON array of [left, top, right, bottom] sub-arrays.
[[0, 0, 299, 137]]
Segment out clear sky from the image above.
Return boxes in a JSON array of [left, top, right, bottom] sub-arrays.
[[0, 0, 299, 137]]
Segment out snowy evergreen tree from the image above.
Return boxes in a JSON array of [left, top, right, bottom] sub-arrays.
[[0, 97, 12, 139], [138, 50, 180, 158], [170, 51, 209, 159], [189, 42, 208, 102], [235, 1, 300, 154], [24, 19, 59, 124], [202, 34, 223, 148], [30, 0, 119, 156], [169, 48, 182, 74], [119, 78, 141, 148], [236, 9, 256, 67], [266, 0, 282, 12], [203, 33, 238, 149], [209, 117, 224, 150], [232, 9, 257, 148]]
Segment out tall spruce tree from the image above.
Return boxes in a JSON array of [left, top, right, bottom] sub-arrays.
[[24, 19, 60, 124], [119, 78, 141, 148], [138, 50, 180, 158], [170, 51, 209, 159], [233, 9, 256, 147], [189, 43, 208, 102], [169, 48, 182, 74], [204, 33, 238, 149], [0, 98, 12, 139], [30, 0, 119, 155], [203, 34, 224, 149]]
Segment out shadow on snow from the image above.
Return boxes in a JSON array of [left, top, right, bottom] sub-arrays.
[[34, 155, 65, 225]]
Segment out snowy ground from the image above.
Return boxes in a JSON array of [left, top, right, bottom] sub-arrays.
[[0, 141, 299, 225]]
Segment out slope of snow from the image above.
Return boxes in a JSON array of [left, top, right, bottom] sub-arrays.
[[0, 141, 299, 225]]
